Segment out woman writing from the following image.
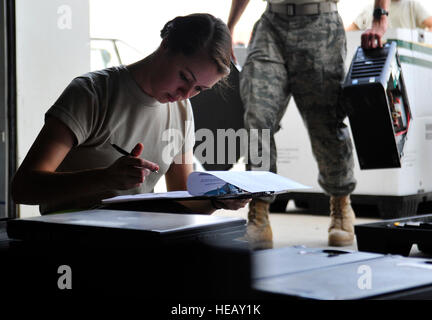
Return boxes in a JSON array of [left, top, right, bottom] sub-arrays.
[[12, 13, 250, 214]]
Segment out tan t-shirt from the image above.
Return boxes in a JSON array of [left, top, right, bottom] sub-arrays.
[[354, 0, 431, 30], [42, 65, 195, 214]]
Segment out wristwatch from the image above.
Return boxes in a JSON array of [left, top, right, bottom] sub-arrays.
[[373, 7, 389, 20]]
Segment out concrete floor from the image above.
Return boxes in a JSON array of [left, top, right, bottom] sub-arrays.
[[214, 200, 428, 257], [156, 177, 430, 257]]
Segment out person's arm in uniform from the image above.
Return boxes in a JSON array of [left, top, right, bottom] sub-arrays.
[[346, 5, 372, 31], [346, 22, 360, 31], [416, 1, 432, 32], [227, 0, 250, 63], [423, 16, 432, 31], [361, 0, 391, 48]]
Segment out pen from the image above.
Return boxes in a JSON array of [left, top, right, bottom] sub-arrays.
[[111, 143, 130, 156], [111, 143, 159, 173]]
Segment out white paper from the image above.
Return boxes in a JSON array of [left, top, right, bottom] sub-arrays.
[[187, 171, 309, 195], [102, 171, 309, 204], [102, 190, 192, 204], [185, 173, 227, 196]]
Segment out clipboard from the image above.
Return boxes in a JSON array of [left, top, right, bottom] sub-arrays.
[[101, 171, 309, 205]]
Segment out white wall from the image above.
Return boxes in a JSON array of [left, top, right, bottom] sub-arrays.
[[16, 0, 90, 217], [89, 0, 432, 56]]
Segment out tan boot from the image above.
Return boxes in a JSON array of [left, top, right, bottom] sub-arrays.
[[328, 195, 356, 247], [245, 199, 273, 250]]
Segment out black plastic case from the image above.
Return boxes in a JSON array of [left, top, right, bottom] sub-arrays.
[[343, 42, 412, 169], [355, 213, 432, 256]]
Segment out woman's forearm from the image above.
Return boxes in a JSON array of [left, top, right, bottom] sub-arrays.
[[11, 167, 113, 205]]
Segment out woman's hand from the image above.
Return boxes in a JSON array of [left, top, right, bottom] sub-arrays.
[[212, 197, 251, 211], [104, 143, 159, 190]]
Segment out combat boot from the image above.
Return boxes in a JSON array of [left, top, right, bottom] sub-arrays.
[[328, 195, 356, 247], [245, 199, 273, 250]]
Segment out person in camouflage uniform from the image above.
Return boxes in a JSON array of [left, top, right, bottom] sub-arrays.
[[228, 0, 390, 249]]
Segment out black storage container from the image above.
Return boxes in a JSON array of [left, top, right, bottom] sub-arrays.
[[343, 41, 412, 169]]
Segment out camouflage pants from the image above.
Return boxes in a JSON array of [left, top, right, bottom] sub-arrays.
[[241, 7, 356, 196]]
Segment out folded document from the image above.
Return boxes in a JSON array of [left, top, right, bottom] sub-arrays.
[[102, 171, 309, 204]]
